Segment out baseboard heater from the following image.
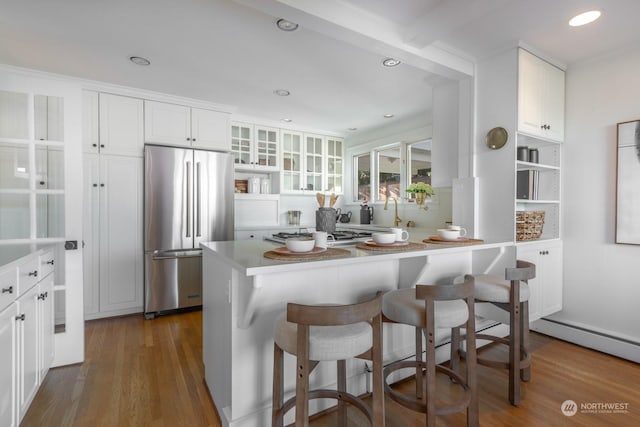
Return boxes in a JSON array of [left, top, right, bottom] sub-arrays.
[[532, 318, 640, 363]]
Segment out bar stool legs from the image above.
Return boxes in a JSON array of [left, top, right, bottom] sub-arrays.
[[382, 276, 478, 427]]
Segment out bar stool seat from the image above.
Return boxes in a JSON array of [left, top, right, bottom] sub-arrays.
[[274, 311, 372, 361], [272, 294, 384, 427], [473, 274, 530, 303], [383, 288, 469, 328]]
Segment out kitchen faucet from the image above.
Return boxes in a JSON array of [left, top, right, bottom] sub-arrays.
[[384, 194, 402, 227]]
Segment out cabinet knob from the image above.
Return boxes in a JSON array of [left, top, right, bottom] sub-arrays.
[[93, 183, 98, 187], [1, 286, 13, 294], [192, 138, 196, 142], [100, 183, 105, 187], [186, 137, 191, 141], [92, 144, 97, 147], [15, 314, 25, 321], [46, 260, 54, 265], [28, 270, 38, 277], [38, 293, 45, 301], [100, 144, 105, 148]]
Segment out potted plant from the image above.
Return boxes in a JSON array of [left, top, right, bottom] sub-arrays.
[[406, 182, 434, 207]]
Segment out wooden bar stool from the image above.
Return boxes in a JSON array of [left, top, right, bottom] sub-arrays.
[[455, 260, 536, 406], [272, 294, 384, 427], [382, 276, 478, 427]]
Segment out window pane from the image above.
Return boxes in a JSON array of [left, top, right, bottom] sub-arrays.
[[377, 147, 401, 202], [0, 143, 30, 189], [354, 154, 370, 202], [37, 194, 65, 238], [0, 90, 29, 139], [0, 194, 30, 239]]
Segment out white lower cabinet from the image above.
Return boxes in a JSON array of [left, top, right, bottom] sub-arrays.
[[517, 240, 563, 321], [16, 283, 39, 421], [83, 154, 144, 318], [0, 303, 17, 427], [38, 274, 54, 382]]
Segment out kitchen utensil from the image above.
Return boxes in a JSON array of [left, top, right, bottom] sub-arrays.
[[390, 227, 409, 242], [486, 126, 508, 149], [316, 192, 325, 207], [329, 193, 338, 207], [360, 203, 374, 224], [372, 232, 396, 245], [287, 210, 301, 225], [335, 207, 342, 221], [285, 238, 315, 253], [338, 212, 352, 223]]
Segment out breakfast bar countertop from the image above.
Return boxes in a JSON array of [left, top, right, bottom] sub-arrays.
[[200, 236, 513, 276]]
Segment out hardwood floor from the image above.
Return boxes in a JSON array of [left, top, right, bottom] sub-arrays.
[[22, 310, 640, 426]]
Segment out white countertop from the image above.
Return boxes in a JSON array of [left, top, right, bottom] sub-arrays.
[[201, 237, 513, 276]]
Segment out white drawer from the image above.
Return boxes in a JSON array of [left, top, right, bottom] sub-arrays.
[[40, 251, 55, 278], [0, 267, 17, 311], [17, 257, 39, 295]]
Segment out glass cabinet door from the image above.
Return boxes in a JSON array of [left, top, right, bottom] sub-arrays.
[[231, 123, 252, 166], [326, 137, 343, 193], [305, 134, 324, 192], [281, 130, 302, 192], [255, 126, 278, 169]]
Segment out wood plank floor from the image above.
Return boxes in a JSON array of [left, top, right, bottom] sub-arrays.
[[22, 310, 640, 426]]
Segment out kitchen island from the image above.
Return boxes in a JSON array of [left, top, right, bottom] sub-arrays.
[[202, 237, 514, 427]]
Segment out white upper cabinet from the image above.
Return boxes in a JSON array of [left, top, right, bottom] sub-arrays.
[[95, 93, 144, 156], [145, 100, 230, 151], [518, 49, 565, 142], [231, 122, 279, 171]]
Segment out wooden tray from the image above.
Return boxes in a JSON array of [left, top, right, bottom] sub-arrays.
[[264, 247, 351, 261], [355, 241, 427, 252], [423, 236, 484, 245]]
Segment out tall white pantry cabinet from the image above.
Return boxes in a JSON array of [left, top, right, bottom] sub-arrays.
[[476, 47, 564, 321], [82, 91, 144, 319]]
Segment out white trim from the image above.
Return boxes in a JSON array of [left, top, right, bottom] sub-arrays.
[[531, 318, 640, 363]]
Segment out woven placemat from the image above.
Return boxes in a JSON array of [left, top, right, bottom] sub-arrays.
[[264, 247, 351, 261], [422, 237, 484, 246], [355, 241, 427, 252]]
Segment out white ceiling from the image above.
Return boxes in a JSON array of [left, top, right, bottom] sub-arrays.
[[1, 0, 639, 136]]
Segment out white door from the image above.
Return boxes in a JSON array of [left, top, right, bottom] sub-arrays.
[[82, 154, 100, 316], [0, 303, 17, 427], [98, 155, 144, 313]]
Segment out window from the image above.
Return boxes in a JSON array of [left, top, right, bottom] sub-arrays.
[[351, 139, 432, 203]]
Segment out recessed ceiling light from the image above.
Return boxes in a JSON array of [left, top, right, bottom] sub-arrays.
[[281, 118, 292, 123], [569, 10, 601, 27], [129, 56, 151, 66], [382, 58, 401, 67], [273, 89, 290, 97], [348, 127, 358, 131], [276, 18, 299, 32], [383, 114, 395, 118]]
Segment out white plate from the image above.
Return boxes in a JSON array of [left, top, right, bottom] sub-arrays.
[[364, 240, 409, 247], [273, 246, 327, 255]]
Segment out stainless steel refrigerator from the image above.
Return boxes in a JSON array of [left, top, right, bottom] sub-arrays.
[[143, 144, 234, 319]]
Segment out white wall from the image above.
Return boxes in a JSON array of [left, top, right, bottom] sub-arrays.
[[550, 46, 640, 344]]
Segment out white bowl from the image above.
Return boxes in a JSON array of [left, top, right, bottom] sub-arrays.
[[372, 232, 396, 245], [437, 228, 460, 241], [285, 238, 315, 253]]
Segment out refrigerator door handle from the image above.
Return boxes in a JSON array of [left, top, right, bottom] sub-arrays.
[[186, 160, 192, 238], [196, 161, 201, 237]]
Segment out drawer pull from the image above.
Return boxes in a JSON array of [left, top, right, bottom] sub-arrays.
[[28, 270, 38, 277], [15, 314, 25, 321], [1, 286, 13, 294], [46, 260, 54, 265]]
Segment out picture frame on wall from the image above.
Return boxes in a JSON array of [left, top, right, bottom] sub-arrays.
[[615, 119, 640, 244]]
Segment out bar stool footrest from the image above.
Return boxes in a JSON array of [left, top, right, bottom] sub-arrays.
[[460, 333, 531, 371], [383, 360, 471, 415], [277, 389, 373, 423]]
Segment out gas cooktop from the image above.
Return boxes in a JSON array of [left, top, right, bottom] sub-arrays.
[[265, 230, 373, 246]]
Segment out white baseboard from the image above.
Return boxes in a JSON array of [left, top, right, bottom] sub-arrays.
[[531, 318, 640, 363]]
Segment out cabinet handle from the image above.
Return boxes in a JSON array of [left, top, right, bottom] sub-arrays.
[[38, 293, 45, 301], [92, 143, 97, 147], [46, 260, 54, 265], [15, 314, 25, 321], [1, 286, 13, 294], [45, 291, 48, 298], [100, 183, 105, 187], [28, 270, 38, 277], [93, 183, 98, 187], [100, 144, 105, 148]]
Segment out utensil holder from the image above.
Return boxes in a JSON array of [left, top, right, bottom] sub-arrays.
[[316, 208, 337, 234]]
